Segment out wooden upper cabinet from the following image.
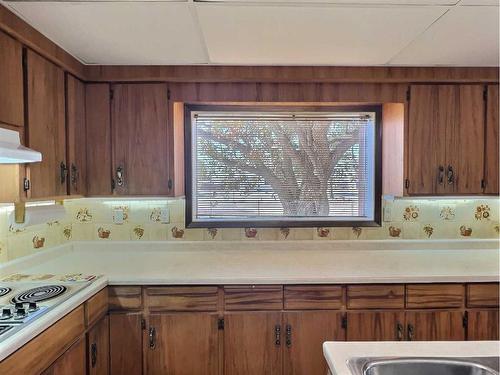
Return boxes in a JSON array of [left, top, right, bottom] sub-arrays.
[[85, 83, 112, 196], [26, 50, 67, 198], [407, 84, 486, 195], [66, 74, 87, 195], [484, 85, 499, 194], [0, 30, 23, 127], [111, 83, 170, 195]]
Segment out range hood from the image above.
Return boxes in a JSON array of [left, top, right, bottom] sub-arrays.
[[0, 127, 42, 164]]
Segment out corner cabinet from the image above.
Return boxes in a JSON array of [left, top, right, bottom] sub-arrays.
[[407, 84, 486, 195]]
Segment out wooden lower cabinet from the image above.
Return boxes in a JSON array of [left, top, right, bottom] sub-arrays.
[[109, 312, 143, 375], [283, 311, 344, 375], [405, 311, 465, 341], [467, 310, 499, 340], [88, 315, 110, 375], [224, 312, 282, 375], [146, 313, 219, 375], [42, 338, 86, 375], [346, 311, 405, 341]]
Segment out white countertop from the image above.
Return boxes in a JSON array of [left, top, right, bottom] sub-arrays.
[[323, 341, 500, 375]]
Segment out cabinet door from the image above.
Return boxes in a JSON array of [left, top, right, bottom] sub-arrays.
[[88, 315, 109, 375], [109, 312, 143, 375], [284, 311, 344, 375], [467, 310, 499, 340], [449, 85, 485, 194], [224, 312, 282, 375], [0, 30, 23, 127], [407, 85, 446, 195], [484, 85, 499, 194], [26, 50, 67, 198], [146, 313, 218, 375], [66, 74, 87, 195], [86, 83, 113, 196], [42, 337, 86, 375], [111, 84, 170, 195], [346, 312, 405, 341], [406, 311, 465, 341]]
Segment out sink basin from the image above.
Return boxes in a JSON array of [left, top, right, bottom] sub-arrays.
[[347, 357, 500, 375]]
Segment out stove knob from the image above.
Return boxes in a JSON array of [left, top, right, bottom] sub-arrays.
[[28, 302, 37, 312], [15, 308, 26, 319], [15, 302, 24, 310], [1, 308, 12, 319]]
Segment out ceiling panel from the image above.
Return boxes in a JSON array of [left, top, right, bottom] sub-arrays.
[[391, 6, 499, 66], [196, 0, 458, 4], [196, 4, 447, 65], [6, 2, 207, 64]]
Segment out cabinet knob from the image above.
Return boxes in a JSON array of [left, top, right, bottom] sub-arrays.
[[149, 327, 156, 349], [407, 324, 415, 341], [285, 324, 292, 348], [71, 163, 78, 187], [116, 166, 124, 187], [437, 165, 445, 185], [447, 165, 455, 185], [396, 323, 404, 341], [274, 324, 281, 346], [60, 162, 68, 184], [90, 342, 97, 368]]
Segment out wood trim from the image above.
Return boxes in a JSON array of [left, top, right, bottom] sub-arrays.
[[224, 285, 283, 311], [108, 286, 143, 311], [347, 285, 404, 310], [467, 283, 499, 308], [406, 284, 465, 309], [85, 65, 499, 83], [0, 4, 84, 79], [145, 286, 219, 312], [84, 287, 108, 327], [284, 285, 343, 310]]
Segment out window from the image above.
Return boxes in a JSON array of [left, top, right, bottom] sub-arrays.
[[185, 105, 382, 228]]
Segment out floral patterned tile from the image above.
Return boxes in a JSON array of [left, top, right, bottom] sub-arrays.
[[130, 225, 147, 241]]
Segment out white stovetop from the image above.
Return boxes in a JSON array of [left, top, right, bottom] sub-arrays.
[[323, 341, 500, 375]]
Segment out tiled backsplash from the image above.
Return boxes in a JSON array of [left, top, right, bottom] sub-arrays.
[[0, 197, 498, 263]]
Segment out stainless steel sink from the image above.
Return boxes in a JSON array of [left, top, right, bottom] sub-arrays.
[[347, 357, 500, 375]]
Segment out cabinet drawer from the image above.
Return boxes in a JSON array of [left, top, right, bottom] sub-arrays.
[[406, 284, 464, 309], [224, 285, 283, 310], [85, 287, 108, 326], [146, 286, 218, 312], [347, 285, 404, 309], [467, 283, 499, 308], [284, 285, 343, 310], [108, 286, 142, 311]]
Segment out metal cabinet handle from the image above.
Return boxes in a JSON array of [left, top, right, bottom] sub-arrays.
[[437, 165, 445, 185], [396, 323, 404, 341], [60, 162, 68, 184], [70, 163, 78, 186], [407, 324, 415, 341], [90, 342, 97, 368], [285, 324, 292, 348], [116, 166, 124, 187], [149, 327, 156, 349], [447, 165, 455, 185], [274, 324, 281, 346]]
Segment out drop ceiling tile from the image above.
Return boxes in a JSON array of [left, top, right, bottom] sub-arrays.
[[6, 2, 207, 64], [391, 6, 499, 66], [196, 4, 447, 65]]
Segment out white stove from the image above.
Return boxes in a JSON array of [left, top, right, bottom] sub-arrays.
[[0, 275, 97, 342]]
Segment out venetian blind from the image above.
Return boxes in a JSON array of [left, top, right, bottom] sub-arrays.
[[191, 110, 376, 223]]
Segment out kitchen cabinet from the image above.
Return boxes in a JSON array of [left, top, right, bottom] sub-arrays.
[[85, 83, 113, 196], [42, 337, 86, 375], [407, 84, 485, 195], [467, 310, 499, 340], [111, 83, 170, 195], [283, 311, 344, 375], [87, 315, 110, 375], [224, 312, 282, 375], [25, 49, 67, 198], [484, 85, 499, 194], [66, 74, 87, 195], [146, 313, 219, 375], [405, 311, 465, 341], [346, 311, 405, 341], [109, 312, 143, 375], [0, 30, 23, 127]]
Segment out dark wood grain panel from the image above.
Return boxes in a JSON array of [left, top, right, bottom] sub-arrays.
[[406, 284, 465, 309], [467, 310, 499, 340], [224, 285, 283, 311], [0, 30, 23, 127], [85, 83, 112, 195], [108, 286, 142, 311], [85, 287, 108, 327], [146, 286, 218, 312], [109, 312, 142, 375], [467, 283, 499, 308], [347, 285, 404, 309], [42, 337, 86, 375], [66, 74, 87, 195], [484, 85, 499, 194], [406, 311, 465, 341], [87, 316, 109, 375], [284, 285, 343, 310], [346, 311, 405, 341]]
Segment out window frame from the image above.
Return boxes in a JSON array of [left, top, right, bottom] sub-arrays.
[[184, 104, 383, 228]]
